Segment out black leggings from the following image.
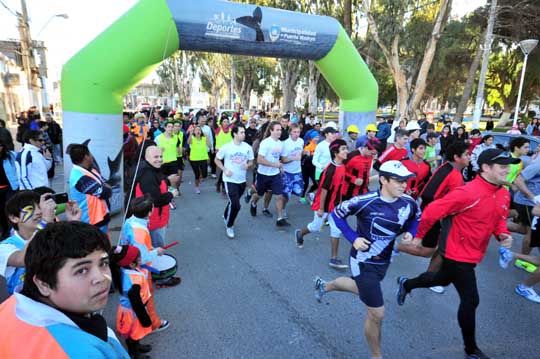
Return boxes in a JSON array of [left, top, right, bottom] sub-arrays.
[[208, 151, 216, 175], [190, 160, 208, 180], [301, 157, 318, 197], [404, 257, 479, 353], [224, 182, 246, 228]]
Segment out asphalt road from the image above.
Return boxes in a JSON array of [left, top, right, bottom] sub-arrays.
[[101, 169, 539, 359]]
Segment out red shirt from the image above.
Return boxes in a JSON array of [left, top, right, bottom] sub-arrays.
[[312, 161, 346, 213], [417, 176, 510, 263], [378, 145, 408, 164], [342, 151, 373, 200], [419, 161, 464, 208], [402, 159, 431, 199]]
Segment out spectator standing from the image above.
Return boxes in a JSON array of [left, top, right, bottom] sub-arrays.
[[16, 130, 52, 189], [44, 113, 62, 163], [0, 119, 14, 151]]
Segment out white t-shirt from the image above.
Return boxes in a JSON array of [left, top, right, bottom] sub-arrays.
[[312, 140, 331, 171], [281, 137, 304, 174], [257, 137, 283, 176], [216, 141, 254, 184], [201, 125, 214, 149]]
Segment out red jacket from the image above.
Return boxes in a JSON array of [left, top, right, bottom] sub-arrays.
[[417, 175, 510, 264]]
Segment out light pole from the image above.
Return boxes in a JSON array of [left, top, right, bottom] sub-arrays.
[[513, 39, 539, 127], [35, 13, 69, 39]]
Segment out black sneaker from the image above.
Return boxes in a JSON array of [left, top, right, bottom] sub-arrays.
[[295, 229, 304, 248], [465, 348, 491, 359], [139, 344, 152, 353], [250, 203, 257, 217], [276, 218, 291, 227], [396, 276, 409, 306], [262, 208, 273, 217]]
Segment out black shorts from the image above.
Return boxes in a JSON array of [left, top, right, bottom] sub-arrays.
[[255, 173, 284, 196], [349, 259, 389, 308], [176, 157, 185, 171], [515, 202, 534, 227], [421, 220, 441, 248], [162, 161, 178, 176]]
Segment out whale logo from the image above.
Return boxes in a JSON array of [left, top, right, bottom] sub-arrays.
[[269, 25, 280, 42], [236, 7, 264, 41]]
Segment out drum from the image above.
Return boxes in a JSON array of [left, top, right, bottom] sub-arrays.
[[150, 254, 177, 280]]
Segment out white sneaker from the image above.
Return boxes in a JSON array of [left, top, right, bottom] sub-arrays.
[[515, 284, 540, 303], [429, 286, 445, 294], [226, 227, 235, 239]]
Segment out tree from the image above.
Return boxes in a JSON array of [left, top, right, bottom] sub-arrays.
[[198, 53, 231, 108], [362, 0, 453, 120]]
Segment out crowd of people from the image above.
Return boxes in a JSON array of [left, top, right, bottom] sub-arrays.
[[0, 104, 539, 359]]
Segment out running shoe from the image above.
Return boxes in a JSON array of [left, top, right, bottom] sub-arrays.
[[465, 348, 491, 359], [276, 218, 291, 227], [328, 258, 348, 269], [250, 203, 257, 217], [153, 320, 170, 333], [396, 276, 409, 306], [195, 186, 201, 194], [498, 247, 514, 269], [244, 188, 252, 203], [262, 208, 273, 217], [429, 286, 445, 294], [515, 284, 540, 303], [169, 200, 176, 210], [211, 173, 217, 179], [226, 227, 235, 239], [299, 197, 308, 205], [295, 229, 304, 248], [314, 276, 326, 303], [514, 259, 538, 273]]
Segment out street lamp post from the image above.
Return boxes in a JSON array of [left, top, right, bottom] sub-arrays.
[[513, 39, 539, 127]]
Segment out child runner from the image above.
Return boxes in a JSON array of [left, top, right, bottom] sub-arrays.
[[313, 160, 420, 359], [295, 139, 349, 269], [401, 138, 431, 200], [111, 245, 154, 359]]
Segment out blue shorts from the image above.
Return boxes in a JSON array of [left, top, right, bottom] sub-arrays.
[[256, 173, 284, 196], [282, 172, 304, 198], [349, 259, 389, 308]]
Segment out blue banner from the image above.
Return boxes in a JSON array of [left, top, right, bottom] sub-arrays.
[[166, 0, 339, 60]]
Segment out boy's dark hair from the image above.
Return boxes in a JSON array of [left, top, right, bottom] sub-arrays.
[[395, 129, 408, 139], [329, 139, 347, 159], [6, 190, 41, 229], [509, 137, 530, 152], [481, 134, 493, 144], [231, 124, 245, 136], [410, 138, 427, 151], [37, 121, 48, 129], [129, 193, 154, 218], [470, 129, 481, 136], [446, 141, 470, 162], [21, 221, 111, 300], [426, 123, 435, 130], [24, 130, 42, 143], [426, 132, 439, 140], [68, 144, 90, 165]]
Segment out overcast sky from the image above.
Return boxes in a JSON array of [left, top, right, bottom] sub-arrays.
[[0, 0, 487, 81]]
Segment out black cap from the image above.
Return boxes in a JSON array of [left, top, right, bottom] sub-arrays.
[[477, 148, 521, 168], [323, 127, 338, 134]]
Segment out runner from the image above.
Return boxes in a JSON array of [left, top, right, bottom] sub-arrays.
[[312, 126, 338, 181], [249, 121, 290, 227], [187, 125, 211, 194], [215, 125, 254, 239], [341, 137, 382, 201], [396, 148, 517, 359], [155, 121, 179, 209], [295, 139, 349, 269], [401, 138, 431, 200], [280, 123, 304, 219], [313, 160, 420, 359], [374, 129, 408, 170]]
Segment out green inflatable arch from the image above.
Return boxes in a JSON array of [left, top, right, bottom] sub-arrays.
[[61, 0, 378, 211]]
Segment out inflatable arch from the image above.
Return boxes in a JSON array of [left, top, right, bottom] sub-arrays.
[[61, 0, 378, 211]]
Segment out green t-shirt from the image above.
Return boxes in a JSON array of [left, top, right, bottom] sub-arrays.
[[506, 153, 523, 185], [156, 134, 178, 164], [424, 145, 437, 170]]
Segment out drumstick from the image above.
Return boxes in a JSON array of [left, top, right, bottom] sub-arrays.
[[141, 264, 159, 273], [162, 241, 179, 250]]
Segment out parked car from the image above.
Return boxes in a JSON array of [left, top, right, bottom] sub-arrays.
[[484, 132, 540, 165]]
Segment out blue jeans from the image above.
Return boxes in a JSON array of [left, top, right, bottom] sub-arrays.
[[150, 226, 167, 248]]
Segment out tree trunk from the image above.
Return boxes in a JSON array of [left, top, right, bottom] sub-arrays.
[[280, 59, 300, 113], [240, 76, 252, 109], [343, 0, 352, 36], [454, 32, 485, 122], [407, 0, 452, 119], [308, 61, 320, 114]]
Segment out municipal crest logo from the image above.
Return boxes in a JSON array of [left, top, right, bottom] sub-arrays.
[[269, 25, 281, 42]]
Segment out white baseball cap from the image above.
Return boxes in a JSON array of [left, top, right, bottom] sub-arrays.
[[379, 160, 415, 180], [405, 121, 421, 131]]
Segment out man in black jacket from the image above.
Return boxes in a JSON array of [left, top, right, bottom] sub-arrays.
[[0, 119, 14, 151], [45, 113, 62, 163]]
